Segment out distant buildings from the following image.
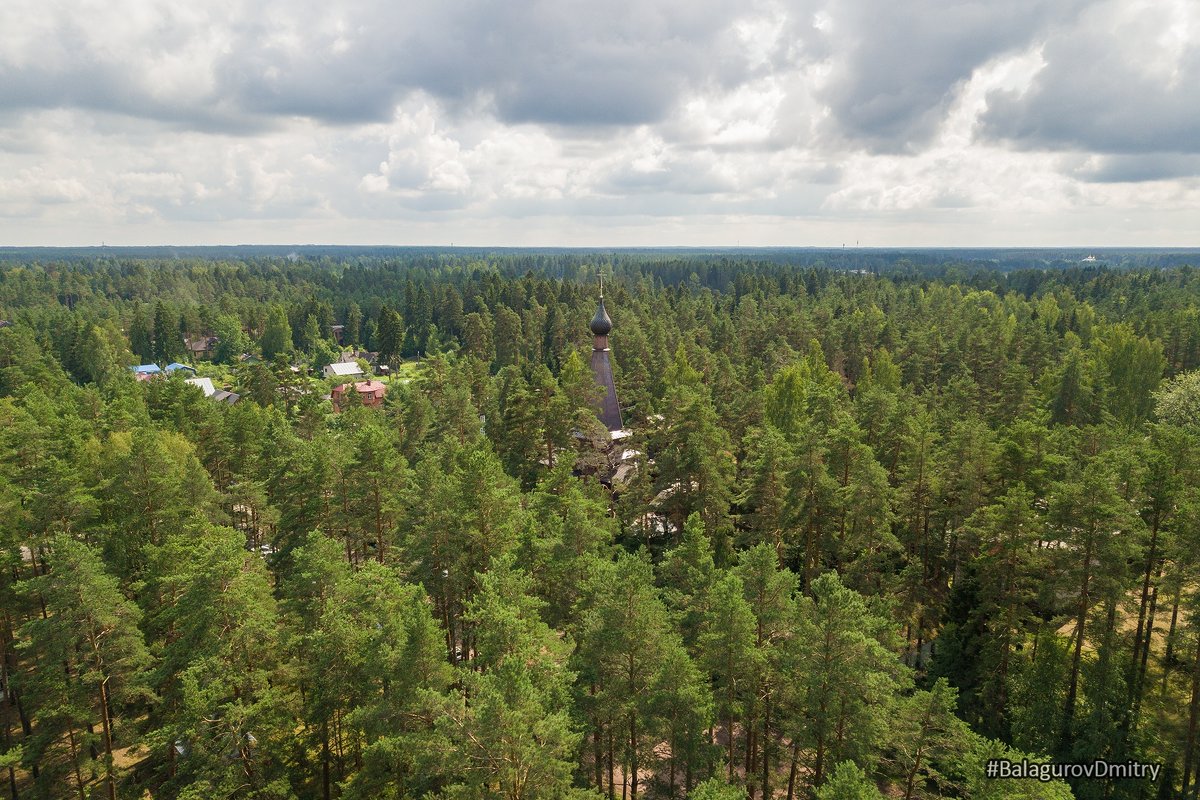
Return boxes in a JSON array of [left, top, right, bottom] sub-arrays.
[[132, 362, 195, 376], [130, 364, 240, 404]]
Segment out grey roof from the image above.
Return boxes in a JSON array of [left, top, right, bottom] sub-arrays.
[[325, 361, 364, 376], [185, 377, 216, 396]]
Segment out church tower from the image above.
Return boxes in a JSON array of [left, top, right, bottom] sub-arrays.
[[589, 289, 624, 434]]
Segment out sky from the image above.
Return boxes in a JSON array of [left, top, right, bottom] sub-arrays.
[[1, 0, 1197, 247]]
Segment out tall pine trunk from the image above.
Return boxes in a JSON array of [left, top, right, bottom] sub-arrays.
[[761, 696, 771, 800], [1166, 587, 1183, 694], [607, 731, 616, 800], [1062, 525, 1096, 746], [593, 712, 603, 793], [98, 677, 117, 800], [322, 720, 331, 800], [66, 724, 86, 800], [1180, 631, 1200, 796], [629, 714, 638, 800], [1132, 514, 1161, 671], [786, 740, 800, 800], [1135, 581, 1160, 717]]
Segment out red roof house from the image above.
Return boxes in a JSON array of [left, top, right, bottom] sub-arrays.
[[331, 380, 387, 411]]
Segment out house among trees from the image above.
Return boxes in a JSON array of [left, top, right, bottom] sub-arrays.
[[184, 373, 240, 404], [130, 363, 161, 381], [211, 388, 241, 405], [331, 379, 386, 411], [184, 335, 218, 359], [185, 376, 215, 396], [323, 360, 365, 380]]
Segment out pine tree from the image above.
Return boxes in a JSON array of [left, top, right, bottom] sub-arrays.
[[739, 426, 793, 560], [347, 421, 409, 563], [659, 513, 717, 653], [336, 303, 359, 349], [782, 572, 904, 798], [957, 486, 1045, 737], [699, 572, 759, 782], [525, 465, 617, 629], [449, 556, 582, 800], [651, 646, 713, 797], [890, 679, 963, 800], [577, 552, 690, 800], [653, 347, 736, 545], [152, 301, 181, 363], [1051, 455, 1139, 751], [259, 305, 292, 361], [129, 302, 154, 364], [17, 536, 153, 800], [815, 761, 883, 800], [376, 305, 404, 363], [143, 525, 296, 798], [733, 543, 797, 800]]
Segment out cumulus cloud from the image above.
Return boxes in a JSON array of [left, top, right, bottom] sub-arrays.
[[979, 0, 1200, 157], [810, 0, 1087, 152], [1, 0, 768, 129]]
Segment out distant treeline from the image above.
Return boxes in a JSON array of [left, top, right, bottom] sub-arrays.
[[2, 244, 1200, 271]]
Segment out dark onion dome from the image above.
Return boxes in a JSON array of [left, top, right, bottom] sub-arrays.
[[590, 297, 613, 336]]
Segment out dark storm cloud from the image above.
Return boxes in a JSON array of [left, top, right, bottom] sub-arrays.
[[1, 0, 755, 131], [979, 17, 1200, 157], [814, 0, 1085, 152]]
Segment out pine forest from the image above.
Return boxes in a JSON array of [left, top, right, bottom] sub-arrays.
[[3, 250, 1200, 800]]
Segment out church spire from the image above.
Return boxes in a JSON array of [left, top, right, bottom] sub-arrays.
[[588, 280, 623, 433]]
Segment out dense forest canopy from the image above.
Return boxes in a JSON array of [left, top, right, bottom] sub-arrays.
[[2, 250, 1200, 800]]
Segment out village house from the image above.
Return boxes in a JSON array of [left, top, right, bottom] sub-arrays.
[[184, 336, 218, 359], [331, 379, 387, 411], [323, 361, 365, 380]]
